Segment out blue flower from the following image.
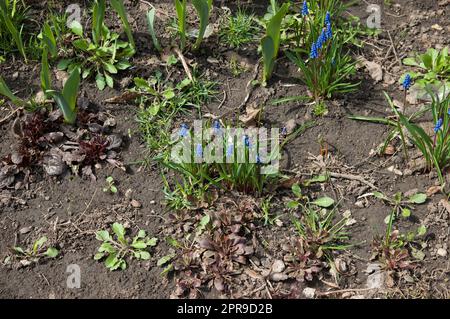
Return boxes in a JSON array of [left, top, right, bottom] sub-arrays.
[[402, 74, 412, 90], [448, 108, 450, 116], [325, 11, 331, 25], [178, 123, 189, 137], [310, 42, 318, 59], [226, 144, 234, 157], [256, 154, 262, 164], [434, 118, 443, 133], [301, 1, 309, 16], [196, 144, 203, 157], [281, 127, 288, 136], [243, 135, 251, 148], [325, 23, 332, 40], [317, 30, 327, 49], [213, 120, 222, 135]]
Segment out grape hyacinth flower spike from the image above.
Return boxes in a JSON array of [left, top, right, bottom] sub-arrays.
[[310, 42, 318, 59], [402, 74, 412, 90], [434, 118, 443, 133], [302, 1, 309, 16], [326, 23, 332, 40], [325, 11, 331, 25], [196, 144, 203, 157], [179, 123, 189, 137], [213, 120, 222, 135]]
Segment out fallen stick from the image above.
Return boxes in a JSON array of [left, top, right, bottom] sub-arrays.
[[174, 48, 193, 82], [329, 172, 378, 190]]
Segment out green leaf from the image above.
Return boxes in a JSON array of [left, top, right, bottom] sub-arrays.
[[99, 242, 115, 253], [33, 237, 48, 253], [96, 73, 106, 90], [175, 0, 187, 50], [417, 225, 427, 237], [312, 197, 335, 208], [411, 247, 425, 261], [287, 200, 299, 209], [57, 59, 71, 71], [261, 36, 275, 83], [92, 0, 106, 45], [147, 8, 161, 52], [40, 50, 52, 93], [147, 237, 158, 246], [103, 63, 118, 74], [110, 0, 136, 50], [131, 241, 147, 249], [138, 251, 151, 260], [408, 193, 427, 204], [137, 230, 146, 238], [157, 254, 175, 267], [0, 3, 27, 61], [163, 89, 175, 99], [69, 20, 83, 36], [13, 247, 25, 254], [291, 184, 302, 198], [42, 22, 57, 58], [104, 72, 114, 88], [401, 208, 411, 218], [192, 0, 211, 50], [94, 252, 105, 260], [112, 222, 126, 241], [44, 247, 59, 258], [110, 186, 118, 194], [0, 76, 24, 106], [95, 230, 111, 241], [372, 191, 387, 200]]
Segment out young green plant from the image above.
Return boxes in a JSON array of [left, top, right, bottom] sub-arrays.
[[261, 2, 289, 84], [11, 236, 59, 264], [94, 223, 158, 271]]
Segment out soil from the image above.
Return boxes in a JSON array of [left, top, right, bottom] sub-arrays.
[[0, 0, 449, 299]]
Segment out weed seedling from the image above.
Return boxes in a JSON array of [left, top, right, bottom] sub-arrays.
[[103, 176, 118, 194], [11, 236, 59, 265], [372, 191, 427, 223], [372, 207, 427, 271], [220, 9, 259, 49], [94, 223, 158, 271]]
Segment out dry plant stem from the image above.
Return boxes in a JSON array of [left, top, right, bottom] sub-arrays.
[[387, 30, 401, 67], [316, 287, 378, 297], [329, 172, 378, 190], [0, 107, 23, 125], [239, 61, 260, 111], [174, 48, 193, 82]]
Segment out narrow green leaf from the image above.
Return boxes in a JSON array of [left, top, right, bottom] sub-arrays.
[[147, 8, 161, 52]]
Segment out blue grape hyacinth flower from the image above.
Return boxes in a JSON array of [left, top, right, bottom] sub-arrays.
[[310, 42, 318, 59], [434, 118, 443, 133], [317, 30, 327, 49], [302, 1, 309, 16], [256, 154, 262, 164], [226, 144, 234, 158], [402, 74, 412, 90], [326, 23, 332, 40], [243, 135, 251, 148], [213, 120, 222, 135], [196, 144, 203, 157], [179, 123, 189, 137], [325, 11, 331, 25]]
